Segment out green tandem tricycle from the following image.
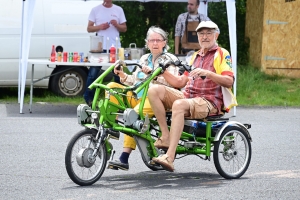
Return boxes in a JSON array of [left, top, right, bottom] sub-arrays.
[[65, 55, 252, 186]]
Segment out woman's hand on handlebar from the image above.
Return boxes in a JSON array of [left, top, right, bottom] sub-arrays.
[[141, 65, 152, 75], [114, 64, 126, 78]]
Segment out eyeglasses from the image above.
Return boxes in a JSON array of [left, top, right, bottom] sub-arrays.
[[197, 31, 215, 38], [148, 39, 165, 43]]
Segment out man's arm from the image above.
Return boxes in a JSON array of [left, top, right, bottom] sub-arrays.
[[190, 68, 234, 88], [110, 21, 127, 32], [175, 36, 180, 54], [87, 20, 109, 33], [174, 14, 183, 54], [206, 73, 234, 88], [161, 70, 189, 89]]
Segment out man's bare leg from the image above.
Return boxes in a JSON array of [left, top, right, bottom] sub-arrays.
[[166, 99, 190, 161], [148, 85, 170, 142]]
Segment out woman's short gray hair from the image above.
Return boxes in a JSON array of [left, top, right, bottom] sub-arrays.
[[145, 26, 170, 51]]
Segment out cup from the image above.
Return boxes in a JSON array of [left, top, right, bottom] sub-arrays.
[[79, 52, 84, 62], [57, 52, 62, 62], [69, 52, 73, 62], [73, 52, 78, 62], [63, 52, 68, 62]]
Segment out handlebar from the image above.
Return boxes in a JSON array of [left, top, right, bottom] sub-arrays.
[[116, 53, 205, 79], [116, 62, 143, 70], [116, 60, 150, 74], [164, 60, 206, 80]]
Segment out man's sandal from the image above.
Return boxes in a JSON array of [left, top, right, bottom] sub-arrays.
[[152, 154, 174, 172]]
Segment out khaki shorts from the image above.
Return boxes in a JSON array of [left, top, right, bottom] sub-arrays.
[[163, 87, 218, 119]]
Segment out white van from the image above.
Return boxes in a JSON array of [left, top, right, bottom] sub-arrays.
[[0, 0, 103, 96]]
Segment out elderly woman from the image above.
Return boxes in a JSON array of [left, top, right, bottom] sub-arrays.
[[107, 26, 179, 170]]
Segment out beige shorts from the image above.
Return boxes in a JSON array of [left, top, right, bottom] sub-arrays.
[[163, 87, 218, 119]]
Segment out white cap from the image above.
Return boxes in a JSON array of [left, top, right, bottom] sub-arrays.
[[195, 21, 219, 32]]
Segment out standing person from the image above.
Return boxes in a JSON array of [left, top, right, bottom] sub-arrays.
[[107, 26, 180, 170], [83, 0, 127, 106], [174, 0, 210, 55], [148, 21, 235, 172]]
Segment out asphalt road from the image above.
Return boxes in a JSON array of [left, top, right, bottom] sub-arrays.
[[1, 103, 300, 200]]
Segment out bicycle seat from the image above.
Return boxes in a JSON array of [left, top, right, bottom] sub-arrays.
[[198, 114, 229, 122], [165, 112, 228, 122]]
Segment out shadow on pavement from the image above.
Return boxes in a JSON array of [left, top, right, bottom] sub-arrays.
[[4, 103, 78, 118], [63, 171, 244, 190]]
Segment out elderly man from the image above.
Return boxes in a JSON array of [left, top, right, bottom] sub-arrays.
[[174, 0, 210, 54], [148, 21, 234, 172]]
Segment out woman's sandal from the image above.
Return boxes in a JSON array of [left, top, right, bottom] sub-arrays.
[[154, 138, 169, 149], [152, 154, 174, 172]]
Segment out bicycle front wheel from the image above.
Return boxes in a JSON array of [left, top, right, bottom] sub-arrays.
[[65, 129, 107, 186]]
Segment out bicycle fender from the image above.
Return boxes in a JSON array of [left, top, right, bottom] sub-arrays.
[[214, 121, 252, 142]]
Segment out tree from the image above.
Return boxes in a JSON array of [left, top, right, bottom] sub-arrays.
[[115, 0, 248, 64], [115, 2, 186, 52], [207, 0, 248, 64]]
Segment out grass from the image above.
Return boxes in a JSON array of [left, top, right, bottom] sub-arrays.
[[237, 64, 300, 107], [1, 63, 300, 107], [0, 87, 85, 105]]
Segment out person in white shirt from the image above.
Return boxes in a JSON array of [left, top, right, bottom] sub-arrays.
[[84, 0, 127, 106]]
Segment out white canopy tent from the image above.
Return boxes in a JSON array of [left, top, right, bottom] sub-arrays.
[[19, 0, 237, 115]]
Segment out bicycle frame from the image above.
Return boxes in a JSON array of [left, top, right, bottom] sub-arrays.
[[87, 63, 164, 158]]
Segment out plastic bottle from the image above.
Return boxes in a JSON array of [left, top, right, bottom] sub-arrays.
[[109, 44, 116, 63], [50, 45, 56, 62], [118, 48, 124, 60]]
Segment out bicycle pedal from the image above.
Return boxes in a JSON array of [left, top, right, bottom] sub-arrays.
[[106, 129, 120, 140], [184, 141, 202, 148], [158, 148, 167, 154], [149, 160, 161, 166], [107, 163, 119, 170]]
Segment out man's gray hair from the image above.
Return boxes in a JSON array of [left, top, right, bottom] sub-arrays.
[[145, 26, 170, 51]]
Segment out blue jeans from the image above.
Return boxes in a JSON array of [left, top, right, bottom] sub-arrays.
[[83, 67, 101, 105], [83, 67, 121, 105]]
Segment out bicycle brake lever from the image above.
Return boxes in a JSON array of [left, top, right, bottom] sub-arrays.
[[192, 76, 206, 80], [115, 60, 126, 70]]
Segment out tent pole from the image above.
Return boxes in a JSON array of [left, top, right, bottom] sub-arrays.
[[226, 0, 237, 116]]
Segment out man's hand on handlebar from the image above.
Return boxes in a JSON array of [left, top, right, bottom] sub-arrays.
[[189, 68, 209, 80], [158, 59, 174, 75]]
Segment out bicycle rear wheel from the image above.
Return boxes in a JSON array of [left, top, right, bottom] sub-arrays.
[[213, 126, 251, 179]]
